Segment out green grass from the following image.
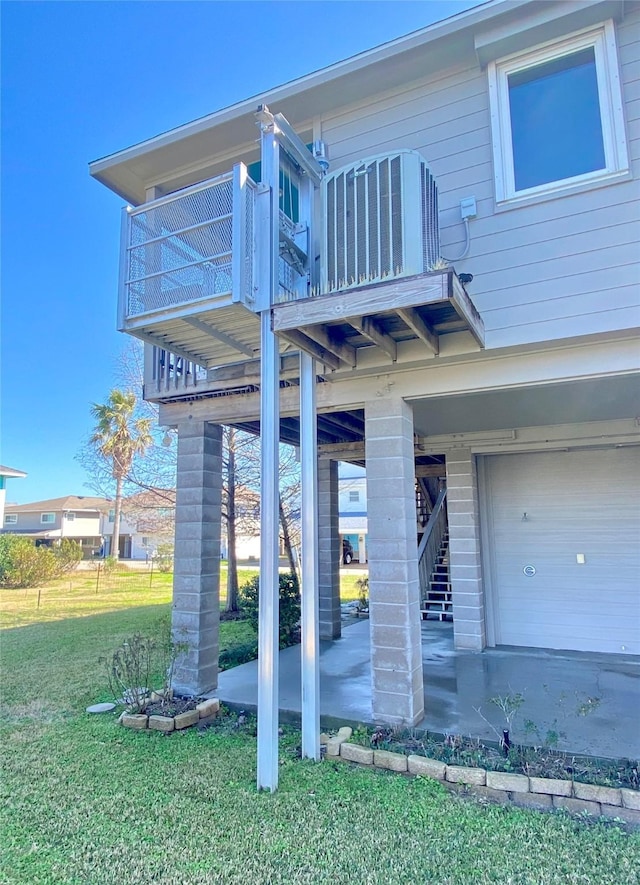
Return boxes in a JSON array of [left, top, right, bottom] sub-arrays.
[[2, 576, 638, 884]]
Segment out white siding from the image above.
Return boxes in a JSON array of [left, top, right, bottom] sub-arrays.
[[483, 447, 640, 655], [319, 9, 640, 351]]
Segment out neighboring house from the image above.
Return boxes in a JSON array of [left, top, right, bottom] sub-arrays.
[[101, 488, 175, 560], [91, 0, 640, 731], [2, 496, 109, 558], [338, 464, 367, 563], [0, 465, 26, 526]]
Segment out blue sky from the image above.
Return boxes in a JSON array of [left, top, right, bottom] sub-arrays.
[[1, 0, 480, 505]]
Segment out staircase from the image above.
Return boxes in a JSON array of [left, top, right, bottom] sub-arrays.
[[421, 533, 453, 621]]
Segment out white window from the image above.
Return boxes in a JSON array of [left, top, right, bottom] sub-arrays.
[[41, 513, 55, 524], [349, 491, 360, 503], [488, 21, 629, 204], [4, 514, 17, 524], [65, 512, 75, 521]]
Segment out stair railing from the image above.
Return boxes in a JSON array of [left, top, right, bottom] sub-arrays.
[[417, 487, 447, 600]]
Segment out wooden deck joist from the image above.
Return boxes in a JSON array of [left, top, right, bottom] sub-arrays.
[[271, 269, 484, 367]]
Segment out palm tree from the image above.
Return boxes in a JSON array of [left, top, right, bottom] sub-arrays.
[[90, 390, 153, 560]]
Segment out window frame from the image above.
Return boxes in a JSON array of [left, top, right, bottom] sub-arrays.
[[4, 514, 17, 525], [488, 20, 629, 205], [41, 513, 55, 524], [65, 511, 75, 521]]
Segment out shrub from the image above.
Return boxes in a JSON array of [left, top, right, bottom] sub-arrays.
[[52, 539, 83, 573], [239, 571, 300, 648], [219, 640, 259, 671], [154, 543, 174, 573], [0, 535, 59, 588]]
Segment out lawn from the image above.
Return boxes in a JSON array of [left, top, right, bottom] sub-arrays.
[[1, 577, 638, 884], [0, 564, 365, 631]]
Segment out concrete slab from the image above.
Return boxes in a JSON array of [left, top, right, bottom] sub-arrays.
[[216, 620, 640, 759]]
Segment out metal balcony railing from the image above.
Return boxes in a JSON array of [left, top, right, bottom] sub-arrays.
[[119, 165, 256, 327]]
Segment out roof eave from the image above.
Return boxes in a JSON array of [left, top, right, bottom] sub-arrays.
[[89, 0, 521, 204]]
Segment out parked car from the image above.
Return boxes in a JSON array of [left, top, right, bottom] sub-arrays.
[[342, 538, 354, 565]]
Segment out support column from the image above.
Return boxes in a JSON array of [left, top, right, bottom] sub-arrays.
[[365, 397, 424, 726], [171, 420, 223, 696], [446, 448, 485, 651], [318, 458, 341, 640]]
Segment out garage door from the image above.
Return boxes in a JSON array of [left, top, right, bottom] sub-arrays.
[[482, 447, 640, 654]]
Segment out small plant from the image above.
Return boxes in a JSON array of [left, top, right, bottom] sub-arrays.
[[154, 544, 174, 574], [239, 571, 300, 648], [355, 576, 369, 613], [105, 633, 156, 712], [474, 691, 525, 754], [101, 555, 118, 574]]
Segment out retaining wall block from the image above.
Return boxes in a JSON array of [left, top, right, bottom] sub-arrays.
[[573, 782, 622, 806], [121, 714, 148, 730], [174, 710, 199, 730], [486, 771, 530, 793], [446, 765, 486, 786], [621, 788, 640, 811], [553, 796, 600, 816], [599, 805, 640, 825], [374, 750, 408, 772], [326, 727, 353, 757], [148, 715, 175, 733], [529, 776, 572, 797], [196, 698, 220, 719], [407, 756, 447, 780], [340, 743, 374, 765], [511, 792, 554, 810], [467, 785, 509, 804]]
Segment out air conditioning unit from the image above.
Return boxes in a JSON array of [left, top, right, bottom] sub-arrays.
[[322, 149, 440, 293]]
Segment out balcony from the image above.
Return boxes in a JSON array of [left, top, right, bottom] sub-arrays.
[[120, 165, 261, 370], [123, 161, 484, 404]]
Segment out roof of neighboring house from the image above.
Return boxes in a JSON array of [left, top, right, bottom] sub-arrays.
[[4, 496, 112, 514], [0, 465, 27, 479], [123, 488, 176, 509], [0, 528, 62, 539]]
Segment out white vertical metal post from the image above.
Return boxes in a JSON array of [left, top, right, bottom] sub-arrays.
[[300, 350, 320, 759], [257, 123, 281, 792]]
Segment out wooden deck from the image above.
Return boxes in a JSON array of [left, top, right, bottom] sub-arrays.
[[136, 268, 483, 384], [271, 269, 484, 369]]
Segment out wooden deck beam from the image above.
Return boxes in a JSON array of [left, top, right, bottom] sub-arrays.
[[184, 316, 254, 358], [349, 315, 397, 361], [271, 271, 450, 332], [396, 308, 439, 355]]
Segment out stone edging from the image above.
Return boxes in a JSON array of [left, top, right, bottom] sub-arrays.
[[120, 698, 220, 733], [323, 729, 640, 826]]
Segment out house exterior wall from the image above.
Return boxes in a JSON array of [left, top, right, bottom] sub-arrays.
[[60, 514, 102, 538], [3, 509, 102, 537], [318, 8, 640, 351]]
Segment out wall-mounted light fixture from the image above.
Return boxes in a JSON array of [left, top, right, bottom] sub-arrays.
[[522, 512, 529, 522]]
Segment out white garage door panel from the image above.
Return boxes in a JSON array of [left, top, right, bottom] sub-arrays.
[[485, 447, 640, 654]]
